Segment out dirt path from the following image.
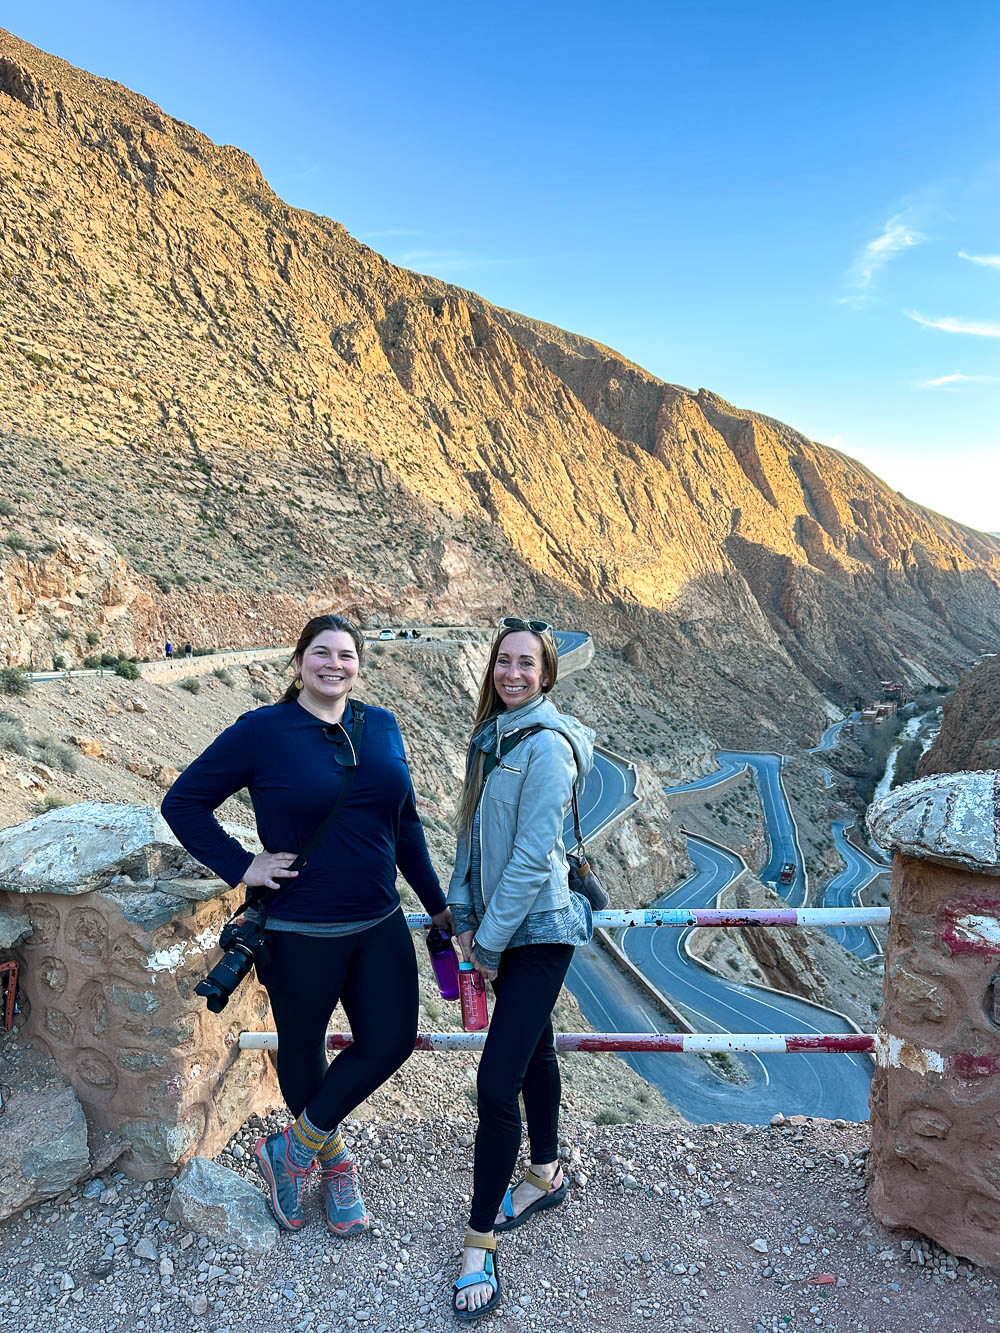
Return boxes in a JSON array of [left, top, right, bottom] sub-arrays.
[[0, 1113, 992, 1333]]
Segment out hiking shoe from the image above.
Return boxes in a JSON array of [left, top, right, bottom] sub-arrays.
[[254, 1132, 313, 1231], [322, 1159, 370, 1236]]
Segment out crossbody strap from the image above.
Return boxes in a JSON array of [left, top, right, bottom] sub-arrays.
[[480, 723, 546, 780], [231, 701, 367, 921], [482, 722, 588, 858], [289, 700, 367, 871], [571, 785, 586, 860]]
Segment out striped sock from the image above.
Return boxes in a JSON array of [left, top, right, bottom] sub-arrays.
[[316, 1127, 351, 1174], [285, 1109, 330, 1170]]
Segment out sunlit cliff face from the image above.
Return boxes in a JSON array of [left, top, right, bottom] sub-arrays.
[[1, 24, 999, 703]]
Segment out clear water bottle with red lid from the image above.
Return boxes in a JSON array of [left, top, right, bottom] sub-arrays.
[[458, 961, 489, 1032]]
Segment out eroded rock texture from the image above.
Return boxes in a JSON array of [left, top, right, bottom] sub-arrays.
[[868, 772, 1000, 1267], [2, 868, 278, 1179]]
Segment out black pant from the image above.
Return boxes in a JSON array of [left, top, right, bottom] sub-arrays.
[[468, 942, 574, 1234], [255, 908, 418, 1131]]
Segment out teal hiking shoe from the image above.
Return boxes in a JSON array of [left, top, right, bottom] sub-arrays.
[[321, 1159, 370, 1237], [254, 1132, 313, 1231]]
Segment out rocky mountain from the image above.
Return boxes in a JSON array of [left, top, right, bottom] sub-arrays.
[[919, 654, 1000, 776], [2, 27, 999, 748]]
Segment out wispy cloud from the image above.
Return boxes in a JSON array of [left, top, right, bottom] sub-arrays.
[[959, 251, 1000, 270], [906, 310, 1000, 337], [918, 370, 1000, 388], [843, 213, 925, 302]]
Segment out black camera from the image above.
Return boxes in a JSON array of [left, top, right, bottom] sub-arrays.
[[195, 905, 270, 1013]]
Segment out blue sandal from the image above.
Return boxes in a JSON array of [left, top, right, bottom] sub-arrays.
[[495, 1166, 567, 1233], [452, 1230, 501, 1322]]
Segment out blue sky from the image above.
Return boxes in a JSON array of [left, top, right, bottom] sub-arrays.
[[7, 1, 1000, 530]]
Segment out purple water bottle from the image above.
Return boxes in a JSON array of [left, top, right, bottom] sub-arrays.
[[425, 926, 460, 1001]]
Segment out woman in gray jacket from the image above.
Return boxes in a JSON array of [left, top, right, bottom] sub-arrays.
[[448, 618, 595, 1321]]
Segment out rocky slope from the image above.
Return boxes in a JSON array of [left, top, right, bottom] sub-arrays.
[[918, 654, 1000, 776], [2, 27, 1000, 754]]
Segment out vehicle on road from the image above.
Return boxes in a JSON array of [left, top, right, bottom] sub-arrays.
[[778, 861, 796, 885], [378, 628, 395, 640]]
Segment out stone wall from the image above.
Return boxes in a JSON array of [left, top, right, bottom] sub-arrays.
[[0, 804, 278, 1180], [6, 876, 278, 1179], [867, 770, 1000, 1268]]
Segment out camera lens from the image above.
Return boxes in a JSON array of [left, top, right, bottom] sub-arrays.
[[195, 978, 230, 1013]]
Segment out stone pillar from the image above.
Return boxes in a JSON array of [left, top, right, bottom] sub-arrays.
[[0, 804, 278, 1180], [867, 769, 1000, 1268]]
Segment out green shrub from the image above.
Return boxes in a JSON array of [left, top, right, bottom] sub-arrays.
[[0, 713, 30, 755], [85, 630, 100, 646], [0, 667, 30, 696], [37, 740, 78, 773], [55, 625, 72, 641], [594, 1109, 625, 1126], [0, 499, 15, 517], [82, 655, 100, 669], [5, 533, 29, 551], [251, 686, 272, 703], [114, 659, 140, 680], [193, 646, 214, 657], [52, 654, 67, 671], [212, 667, 235, 687], [99, 652, 119, 668], [37, 793, 69, 813], [179, 677, 201, 694]]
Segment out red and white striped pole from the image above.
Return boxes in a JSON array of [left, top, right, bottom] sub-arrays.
[[404, 908, 889, 929], [238, 1030, 875, 1054]]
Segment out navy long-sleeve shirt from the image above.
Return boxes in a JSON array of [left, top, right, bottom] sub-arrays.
[[161, 698, 445, 923]]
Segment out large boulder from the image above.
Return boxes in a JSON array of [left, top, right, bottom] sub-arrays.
[[0, 1041, 91, 1220], [0, 802, 182, 895], [166, 1157, 279, 1251]]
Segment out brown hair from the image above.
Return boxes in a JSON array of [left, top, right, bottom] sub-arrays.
[[455, 623, 559, 832], [279, 614, 366, 703]]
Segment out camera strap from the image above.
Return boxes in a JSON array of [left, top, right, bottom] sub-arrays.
[[289, 700, 367, 872], [228, 701, 368, 922]]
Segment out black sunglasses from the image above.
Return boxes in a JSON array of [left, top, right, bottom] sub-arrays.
[[498, 617, 553, 634], [322, 725, 358, 768]]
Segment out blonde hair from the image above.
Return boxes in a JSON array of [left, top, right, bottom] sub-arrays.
[[455, 624, 559, 833]]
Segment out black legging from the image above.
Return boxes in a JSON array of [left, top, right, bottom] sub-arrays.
[[469, 942, 574, 1234], [255, 908, 418, 1131]]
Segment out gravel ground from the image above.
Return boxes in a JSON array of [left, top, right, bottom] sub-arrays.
[[0, 1112, 995, 1332]]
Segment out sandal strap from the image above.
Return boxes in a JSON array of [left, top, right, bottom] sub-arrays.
[[454, 1259, 497, 1293], [463, 1228, 497, 1252], [524, 1166, 561, 1193], [502, 1188, 515, 1220]]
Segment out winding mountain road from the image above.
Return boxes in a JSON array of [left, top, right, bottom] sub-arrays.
[[568, 739, 876, 1123]]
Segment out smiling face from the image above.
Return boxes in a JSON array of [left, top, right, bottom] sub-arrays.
[[493, 630, 550, 710], [295, 629, 360, 714]]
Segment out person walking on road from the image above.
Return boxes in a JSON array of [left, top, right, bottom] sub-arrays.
[[161, 613, 452, 1236], [447, 617, 596, 1321], [165, 639, 172, 661], [184, 641, 192, 660]]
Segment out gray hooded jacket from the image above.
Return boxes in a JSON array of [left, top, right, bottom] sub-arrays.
[[447, 693, 595, 960]]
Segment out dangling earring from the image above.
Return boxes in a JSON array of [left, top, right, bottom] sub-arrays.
[[294, 677, 303, 691]]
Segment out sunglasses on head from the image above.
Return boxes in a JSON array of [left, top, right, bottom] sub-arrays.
[[498, 617, 553, 634]]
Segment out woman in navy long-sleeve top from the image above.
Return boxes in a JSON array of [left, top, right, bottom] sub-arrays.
[[162, 613, 452, 1237]]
